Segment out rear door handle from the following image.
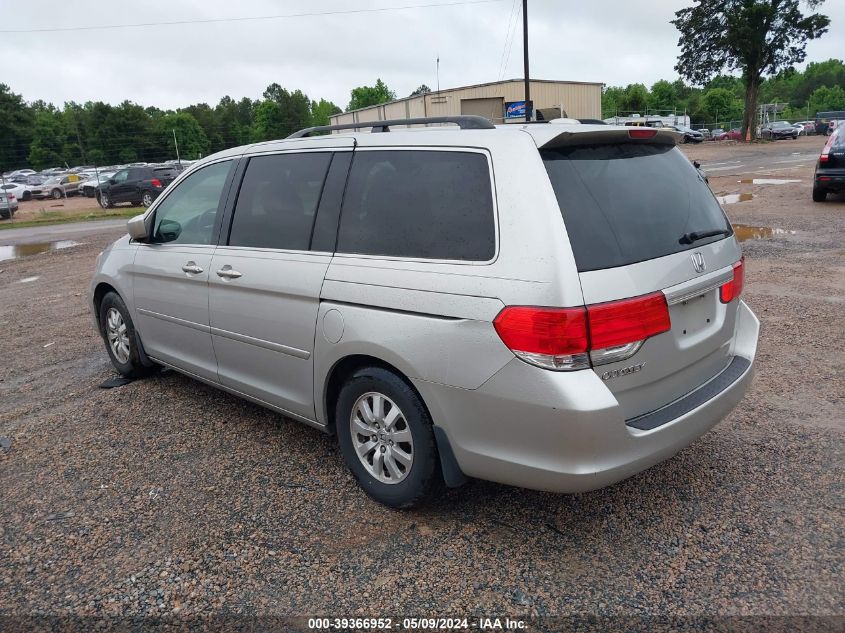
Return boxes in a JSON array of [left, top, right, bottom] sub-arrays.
[[216, 265, 242, 279], [181, 261, 204, 274]]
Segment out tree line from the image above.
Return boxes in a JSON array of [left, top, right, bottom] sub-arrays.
[[2, 58, 844, 171], [0, 79, 408, 171], [603, 58, 845, 126]]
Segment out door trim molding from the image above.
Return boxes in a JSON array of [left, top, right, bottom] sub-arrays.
[[137, 308, 210, 333], [209, 326, 311, 359]]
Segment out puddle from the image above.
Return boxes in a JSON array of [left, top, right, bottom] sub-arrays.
[[717, 193, 754, 205], [733, 224, 796, 241], [0, 240, 80, 262], [738, 178, 802, 185]]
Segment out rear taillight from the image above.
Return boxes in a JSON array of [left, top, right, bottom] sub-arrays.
[[628, 128, 658, 139], [493, 307, 589, 371], [150, 178, 162, 187], [820, 135, 836, 162], [588, 292, 671, 351], [720, 258, 745, 303], [494, 292, 671, 371]]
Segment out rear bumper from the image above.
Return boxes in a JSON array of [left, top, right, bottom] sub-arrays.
[[414, 300, 759, 493], [815, 170, 845, 191]]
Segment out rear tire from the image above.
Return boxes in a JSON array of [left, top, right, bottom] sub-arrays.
[[98, 291, 156, 378], [335, 367, 442, 508], [812, 187, 827, 202], [141, 190, 154, 207]]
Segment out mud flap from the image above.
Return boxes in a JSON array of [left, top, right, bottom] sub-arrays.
[[433, 426, 468, 488]]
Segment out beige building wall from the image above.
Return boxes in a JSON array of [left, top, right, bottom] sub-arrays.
[[329, 79, 602, 128]]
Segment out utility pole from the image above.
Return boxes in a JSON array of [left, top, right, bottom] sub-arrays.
[[172, 129, 181, 168], [436, 56, 440, 94], [522, 0, 531, 121]]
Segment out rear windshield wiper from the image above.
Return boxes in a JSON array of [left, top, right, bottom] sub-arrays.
[[679, 228, 732, 245]]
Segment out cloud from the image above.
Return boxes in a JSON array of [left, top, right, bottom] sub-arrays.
[[2, 0, 843, 109]]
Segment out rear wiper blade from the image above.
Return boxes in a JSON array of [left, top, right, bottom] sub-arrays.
[[679, 229, 731, 245]]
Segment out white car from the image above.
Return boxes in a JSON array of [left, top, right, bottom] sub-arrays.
[[0, 181, 34, 201], [80, 172, 116, 197]]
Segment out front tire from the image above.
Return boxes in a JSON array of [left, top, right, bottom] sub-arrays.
[[812, 187, 827, 202], [336, 367, 441, 508], [51, 188, 62, 200], [98, 292, 155, 378], [99, 192, 113, 209]]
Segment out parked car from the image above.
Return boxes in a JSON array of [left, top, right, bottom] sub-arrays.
[[80, 172, 116, 198], [829, 119, 845, 135], [761, 121, 798, 140], [709, 128, 725, 140], [31, 173, 85, 199], [0, 182, 31, 202], [90, 116, 759, 508], [813, 126, 845, 202], [97, 166, 179, 208], [3, 169, 35, 180], [717, 128, 743, 141], [793, 121, 816, 136], [666, 124, 704, 143], [697, 128, 712, 140], [0, 191, 18, 219]]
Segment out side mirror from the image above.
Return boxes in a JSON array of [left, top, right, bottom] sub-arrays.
[[108, 178, 116, 185], [127, 214, 150, 241]]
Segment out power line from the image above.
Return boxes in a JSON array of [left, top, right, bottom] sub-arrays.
[[499, 3, 522, 79], [0, 0, 507, 34], [496, 0, 519, 81]]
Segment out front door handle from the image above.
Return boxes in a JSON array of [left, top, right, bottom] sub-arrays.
[[181, 261, 203, 274], [216, 265, 242, 279]]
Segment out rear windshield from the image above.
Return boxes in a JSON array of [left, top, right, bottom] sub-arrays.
[[541, 143, 732, 272]]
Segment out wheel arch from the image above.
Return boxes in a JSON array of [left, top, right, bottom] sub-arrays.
[[92, 281, 120, 327], [323, 354, 421, 434], [322, 353, 467, 488]]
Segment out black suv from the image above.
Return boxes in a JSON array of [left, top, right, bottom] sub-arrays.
[[98, 166, 179, 208], [813, 127, 845, 202]]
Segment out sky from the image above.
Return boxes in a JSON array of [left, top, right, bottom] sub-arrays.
[[1, 0, 844, 110]]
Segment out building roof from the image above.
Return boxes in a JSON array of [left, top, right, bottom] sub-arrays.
[[339, 78, 605, 116]]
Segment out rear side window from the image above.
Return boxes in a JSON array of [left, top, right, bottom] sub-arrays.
[[228, 152, 332, 250], [337, 150, 495, 261], [541, 144, 732, 272]]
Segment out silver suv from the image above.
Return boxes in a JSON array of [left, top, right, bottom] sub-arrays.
[[90, 116, 759, 508]]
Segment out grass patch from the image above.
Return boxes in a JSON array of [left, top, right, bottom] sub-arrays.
[[0, 208, 142, 230]]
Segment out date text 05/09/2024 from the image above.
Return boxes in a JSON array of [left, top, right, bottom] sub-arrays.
[[307, 617, 527, 630]]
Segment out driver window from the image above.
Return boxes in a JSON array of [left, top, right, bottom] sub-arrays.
[[151, 161, 232, 245]]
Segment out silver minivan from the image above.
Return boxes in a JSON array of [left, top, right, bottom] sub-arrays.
[[90, 116, 759, 508]]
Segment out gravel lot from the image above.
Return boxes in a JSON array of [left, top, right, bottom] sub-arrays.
[[0, 138, 843, 629]]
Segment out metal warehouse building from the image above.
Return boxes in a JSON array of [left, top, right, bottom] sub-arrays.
[[330, 78, 602, 126]]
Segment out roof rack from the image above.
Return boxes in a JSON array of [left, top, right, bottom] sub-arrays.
[[287, 115, 496, 138]]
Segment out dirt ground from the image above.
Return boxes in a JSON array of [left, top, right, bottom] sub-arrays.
[[0, 138, 842, 629], [9, 194, 138, 222]]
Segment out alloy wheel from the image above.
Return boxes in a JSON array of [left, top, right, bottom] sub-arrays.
[[350, 392, 414, 484], [105, 307, 131, 364]]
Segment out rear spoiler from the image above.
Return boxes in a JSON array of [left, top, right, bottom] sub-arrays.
[[540, 127, 683, 149]]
